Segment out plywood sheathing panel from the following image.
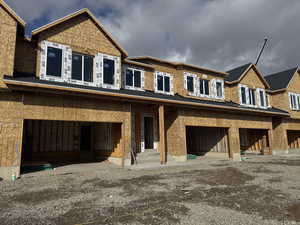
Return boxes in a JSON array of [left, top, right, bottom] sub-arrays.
[[35, 14, 122, 78], [0, 5, 17, 87], [0, 91, 132, 167], [14, 37, 37, 75]]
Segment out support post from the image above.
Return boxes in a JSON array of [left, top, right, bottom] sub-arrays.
[[228, 127, 241, 161], [159, 105, 167, 164]]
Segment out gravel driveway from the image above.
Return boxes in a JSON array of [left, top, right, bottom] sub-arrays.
[[0, 155, 299, 225]]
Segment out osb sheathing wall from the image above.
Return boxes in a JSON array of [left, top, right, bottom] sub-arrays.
[[0, 91, 132, 168], [0, 5, 17, 87], [285, 71, 300, 119], [228, 67, 267, 105], [35, 13, 122, 78], [14, 37, 36, 75], [166, 107, 273, 157]]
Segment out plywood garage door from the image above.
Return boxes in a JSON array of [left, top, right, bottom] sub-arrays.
[[186, 126, 229, 156]]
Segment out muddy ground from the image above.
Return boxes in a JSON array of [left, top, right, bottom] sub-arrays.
[[0, 155, 299, 225]]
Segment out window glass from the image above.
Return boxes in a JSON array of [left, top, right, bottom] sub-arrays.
[[241, 87, 247, 104], [259, 90, 265, 107], [46, 47, 62, 77], [157, 75, 164, 91], [297, 96, 300, 110], [84, 55, 93, 82], [72, 54, 82, 80], [164, 76, 170, 92], [199, 79, 209, 95], [187, 76, 194, 93], [204, 80, 209, 95], [103, 58, 115, 85], [248, 89, 256, 105], [126, 69, 134, 86], [216, 82, 223, 98], [134, 70, 141, 88]]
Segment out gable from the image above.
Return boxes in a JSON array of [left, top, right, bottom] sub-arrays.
[[37, 13, 122, 57], [0, 1, 25, 27], [240, 67, 267, 89], [0, 4, 17, 27], [287, 70, 300, 92]]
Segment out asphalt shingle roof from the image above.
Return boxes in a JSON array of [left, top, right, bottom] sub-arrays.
[[265, 67, 298, 91], [226, 63, 252, 82]]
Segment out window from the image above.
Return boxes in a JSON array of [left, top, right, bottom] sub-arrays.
[[199, 79, 210, 96], [258, 89, 268, 108], [125, 68, 142, 89], [155, 72, 172, 94], [248, 88, 256, 106], [71, 53, 93, 82], [187, 76, 194, 93], [289, 92, 300, 110], [215, 80, 224, 99], [46, 47, 62, 77], [103, 58, 115, 85], [240, 86, 247, 104]]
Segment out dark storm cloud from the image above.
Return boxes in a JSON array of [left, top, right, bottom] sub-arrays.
[[7, 0, 300, 74]]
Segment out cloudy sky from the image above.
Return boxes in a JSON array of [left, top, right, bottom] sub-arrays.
[[7, 0, 300, 74]]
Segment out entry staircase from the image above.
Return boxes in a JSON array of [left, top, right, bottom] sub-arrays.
[[129, 149, 175, 169]]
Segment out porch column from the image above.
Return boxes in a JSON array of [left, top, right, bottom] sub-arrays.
[[264, 129, 273, 155], [159, 105, 167, 164], [272, 118, 288, 152], [228, 127, 241, 161]]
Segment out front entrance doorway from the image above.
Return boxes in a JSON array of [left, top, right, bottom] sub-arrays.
[[144, 117, 154, 149]]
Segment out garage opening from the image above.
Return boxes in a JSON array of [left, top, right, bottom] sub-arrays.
[[186, 126, 229, 157], [21, 120, 122, 173], [239, 128, 269, 154], [287, 130, 300, 150]]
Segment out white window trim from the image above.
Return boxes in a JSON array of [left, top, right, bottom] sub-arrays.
[[184, 72, 197, 96], [198, 78, 210, 98], [154, 71, 174, 95], [289, 92, 300, 110], [214, 79, 225, 100], [69, 53, 96, 87], [239, 84, 256, 107], [40, 41, 71, 83], [123, 65, 145, 91], [100, 54, 121, 90], [257, 88, 268, 109]]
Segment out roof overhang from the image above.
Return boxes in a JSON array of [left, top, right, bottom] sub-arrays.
[[3, 77, 289, 117], [31, 8, 128, 57], [0, 0, 26, 27]]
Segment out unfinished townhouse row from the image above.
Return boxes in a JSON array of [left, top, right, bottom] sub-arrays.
[[0, 1, 298, 179]]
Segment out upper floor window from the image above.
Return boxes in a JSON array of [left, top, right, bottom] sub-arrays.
[[184, 72, 197, 96], [125, 68, 142, 89], [258, 89, 268, 108], [289, 92, 300, 110], [46, 47, 63, 77], [72, 53, 94, 82], [155, 72, 173, 95], [215, 80, 224, 99], [199, 79, 210, 96], [187, 76, 194, 93], [239, 85, 269, 108], [103, 58, 115, 85], [248, 88, 256, 106], [240, 86, 247, 104]]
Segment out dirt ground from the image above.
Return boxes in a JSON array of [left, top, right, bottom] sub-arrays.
[[0, 155, 300, 225]]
